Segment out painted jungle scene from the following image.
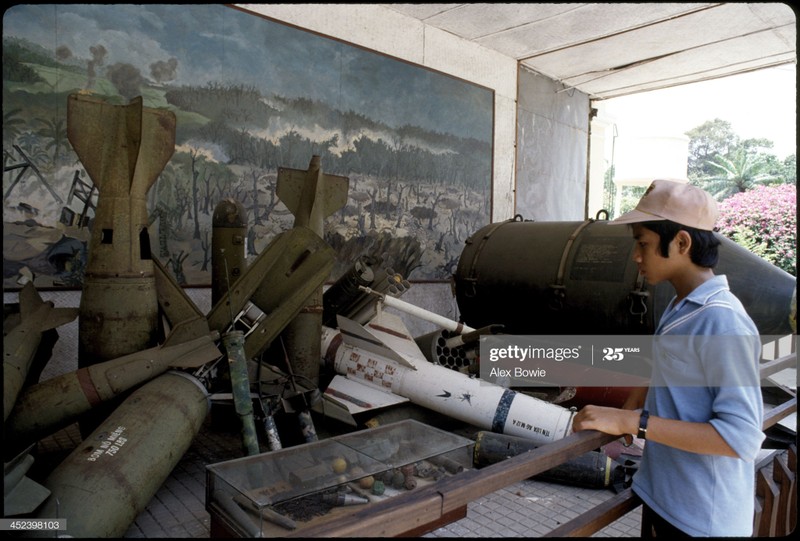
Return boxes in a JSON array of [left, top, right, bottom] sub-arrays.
[[2, 4, 493, 289]]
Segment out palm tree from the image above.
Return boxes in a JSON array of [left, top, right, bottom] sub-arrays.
[[2, 108, 26, 146], [698, 148, 779, 200], [34, 117, 69, 169]]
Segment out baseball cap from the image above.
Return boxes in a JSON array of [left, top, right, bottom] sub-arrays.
[[609, 179, 718, 231]]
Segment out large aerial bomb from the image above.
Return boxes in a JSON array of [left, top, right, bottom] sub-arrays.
[[67, 93, 176, 365], [4, 332, 220, 455], [454, 217, 796, 337], [32, 371, 209, 538]]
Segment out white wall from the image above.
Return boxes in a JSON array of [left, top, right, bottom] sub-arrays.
[[515, 67, 590, 221]]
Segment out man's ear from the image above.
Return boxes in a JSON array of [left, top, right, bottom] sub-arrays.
[[675, 230, 692, 255]]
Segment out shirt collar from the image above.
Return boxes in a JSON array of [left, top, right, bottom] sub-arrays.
[[668, 274, 729, 313], [684, 274, 729, 305]]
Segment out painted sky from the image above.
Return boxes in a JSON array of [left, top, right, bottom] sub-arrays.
[[3, 4, 494, 142]]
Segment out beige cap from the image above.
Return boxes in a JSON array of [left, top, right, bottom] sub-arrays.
[[610, 179, 718, 231]]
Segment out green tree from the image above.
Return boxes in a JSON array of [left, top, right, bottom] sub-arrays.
[[34, 117, 68, 170], [602, 164, 616, 216], [775, 154, 797, 185], [697, 148, 779, 200], [739, 136, 775, 155], [686, 119, 739, 179]]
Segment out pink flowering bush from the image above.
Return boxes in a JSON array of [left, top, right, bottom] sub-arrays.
[[717, 184, 796, 276]]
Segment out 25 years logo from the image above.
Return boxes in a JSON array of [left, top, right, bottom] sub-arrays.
[[602, 347, 624, 361], [601, 346, 640, 361]]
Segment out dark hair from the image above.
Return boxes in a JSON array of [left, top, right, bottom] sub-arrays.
[[640, 221, 721, 268]]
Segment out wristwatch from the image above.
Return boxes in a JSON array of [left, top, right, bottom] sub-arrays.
[[637, 409, 650, 440]]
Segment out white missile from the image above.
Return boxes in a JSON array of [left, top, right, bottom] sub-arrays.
[[358, 286, 476, 334], [320, 309, 575, 446]]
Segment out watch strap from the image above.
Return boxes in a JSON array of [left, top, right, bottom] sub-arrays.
[[637, 409, 650, 440]]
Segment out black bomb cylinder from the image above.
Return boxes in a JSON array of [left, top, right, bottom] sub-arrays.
[[454, 218, 796, 337]]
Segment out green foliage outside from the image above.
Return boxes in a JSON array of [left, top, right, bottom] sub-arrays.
[[686, 118, 796, 276], [604, 117, 796, 276], [717, 184, 796, 276]]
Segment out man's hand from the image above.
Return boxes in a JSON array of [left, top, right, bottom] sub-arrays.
[[572, 404, 639, 437]]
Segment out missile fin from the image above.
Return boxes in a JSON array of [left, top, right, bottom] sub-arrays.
[[336, 315, 418, 369], [16, 281, 43, 315], [318, 173, 350, 217], [67, 93, 175, 193], [67, 94, 138, 192], [277, 167, 349, 219], [153, 255, 215, 346], [275, 168, 309, 215], [324, 375, 408, 415], [3, 449, 51, 516], [133, 99, 176, 193], [39, 307, 80, 333], [16, 282, 79, 332], [366, 309, 428, 364]]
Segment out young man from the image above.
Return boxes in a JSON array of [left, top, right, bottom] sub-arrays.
[[572, 179, 765, 537]]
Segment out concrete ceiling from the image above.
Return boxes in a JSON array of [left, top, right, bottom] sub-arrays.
[[381, 3, 796, 100]]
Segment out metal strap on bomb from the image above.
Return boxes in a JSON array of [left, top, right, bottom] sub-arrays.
[[595, 208, 651, 326], [549, 218, 595, 310], [230, 301, 266, 337], [460, 216, 520, 299]]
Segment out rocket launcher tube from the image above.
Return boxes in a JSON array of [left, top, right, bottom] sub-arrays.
[[444, 324, 505, 349], [222, 331, 260, 456]]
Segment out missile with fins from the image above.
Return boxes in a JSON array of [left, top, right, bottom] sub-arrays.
[[276, 155, 348, 387], [3, 282, 79, 423], [3, 447, 51, 517], [206, 225, 334, 360], [320, 308, 575, 446]]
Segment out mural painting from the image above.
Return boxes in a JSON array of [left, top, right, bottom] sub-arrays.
[[2, 4, 494, 288]]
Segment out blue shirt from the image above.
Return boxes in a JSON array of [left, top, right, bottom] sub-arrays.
[[632, 275, 765, 536]]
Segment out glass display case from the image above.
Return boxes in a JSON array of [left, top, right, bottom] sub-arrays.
[[206, 419, 474, 537]]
